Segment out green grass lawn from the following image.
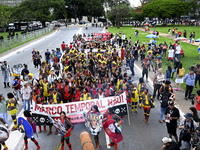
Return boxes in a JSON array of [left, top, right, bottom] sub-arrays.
[[109, 26, 199, 92], [148, 26, 200, 39], [0, 31, 22, 39]]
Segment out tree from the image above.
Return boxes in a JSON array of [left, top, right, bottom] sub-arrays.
[[139, 0, 153, 8], [187, 0, 200, 19], [13, 0, 66, 26], [107, 3, 132, 28], [142, 0, 190, 20], [84, 0, 104, 19], [65, 0, 104, 21], [0, 4, 14, 34]]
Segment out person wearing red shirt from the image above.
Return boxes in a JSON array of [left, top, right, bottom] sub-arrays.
[[90, 84, 98, 99], [61, 41, 66, 52], [103, 108, 123, 150], [195, 90, 200, 113], [62, 81, 73, 103], [74, 86, 81, 102], [178, 31, 182, 37], [69, 43, 73, 49], [60, 111, 74, 150]]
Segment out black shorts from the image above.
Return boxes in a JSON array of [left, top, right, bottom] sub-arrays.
[[167, 126, 177, 136]]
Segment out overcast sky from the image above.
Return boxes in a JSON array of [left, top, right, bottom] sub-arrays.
[[129, 0, 141, 7]]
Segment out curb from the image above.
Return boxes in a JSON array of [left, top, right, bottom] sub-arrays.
[[0, 28, 58, 60], [4, 28, 59, 150], [134, 62, 185, 119]]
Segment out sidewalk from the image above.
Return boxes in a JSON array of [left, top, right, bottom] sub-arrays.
[[2, 28, 58, 150], [133, 27, 200, 46]]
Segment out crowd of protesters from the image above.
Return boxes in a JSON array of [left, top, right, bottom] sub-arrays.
[[1, 29, 200, 150]]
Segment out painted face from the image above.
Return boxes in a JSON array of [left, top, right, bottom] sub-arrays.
[[60, 113, 65, 119]]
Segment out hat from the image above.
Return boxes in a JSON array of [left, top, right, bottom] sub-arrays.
[[52, 49, 55, 52], [168, 100, 174, 105], [162, 137, 172, 144], [165, 80, 171, 85], [184, 113, 193, 120], [28, 73, 34, 76]]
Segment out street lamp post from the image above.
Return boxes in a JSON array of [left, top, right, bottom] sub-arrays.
[[65, 6, 68, 27]]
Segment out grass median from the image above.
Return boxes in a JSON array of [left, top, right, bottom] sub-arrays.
[[0, 29, 54, 54], [108, 26, 199, 92]]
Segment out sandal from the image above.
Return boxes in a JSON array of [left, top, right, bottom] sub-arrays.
[[159, 120, 163, 123], [135, 111, 139, 114], [38, 130, 42, 133], [11, 127, 17, 131], [108, 142, 115, 146], [55, 131, 58, 135], [44, 130, 47, 133], [47, 131, 52, 135]]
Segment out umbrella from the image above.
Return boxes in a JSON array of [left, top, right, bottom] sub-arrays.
[[144, 23, 149, 26], [149, 21, 153, 23], [146, 34, 158, 38], [174, 37, 187, 41], [195, 38, 200, 42]]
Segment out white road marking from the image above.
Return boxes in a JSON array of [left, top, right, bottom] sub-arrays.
[[105, 133, 111, 149], [134, 63, 185, 119], [48, 43, 52, 47], [0, 28, 59, 61]]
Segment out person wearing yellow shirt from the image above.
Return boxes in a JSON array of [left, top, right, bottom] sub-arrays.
[[131, 83, 139, 114], [41, 78, 51, 103], [140, 89, 155, 124], [50, 89, 63, 104], [7, 92, 18, 131], [138, 78, 146, 109], [80, 88, 91, 101]]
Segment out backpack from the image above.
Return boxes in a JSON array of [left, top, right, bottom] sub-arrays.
[[161, 95, 169, 108], [179, 120, 194, 143], [178, 68, 184, 77]]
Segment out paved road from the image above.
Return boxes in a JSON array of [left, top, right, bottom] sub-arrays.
[[27, 27, 167, 150], [1, 26, 172, 150]]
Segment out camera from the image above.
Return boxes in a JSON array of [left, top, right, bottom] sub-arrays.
[[191, 133, 200, 148], [184, 124, 190, 131], [191, 93, 196, 105]]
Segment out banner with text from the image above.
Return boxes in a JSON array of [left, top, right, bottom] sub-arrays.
[[32, 92, 127, 124]]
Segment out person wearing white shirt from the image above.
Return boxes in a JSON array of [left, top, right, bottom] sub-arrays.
[[122, 33, 126, 43], [167, 47, 175, 65], [114, 42, 119, 48], [175, 43, 181, 61], [48, 70, 58, 84], [21, 82, 32, 111]]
